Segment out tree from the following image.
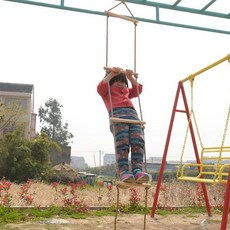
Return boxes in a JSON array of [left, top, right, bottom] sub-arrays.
[[38, 98, 74, 146], [0, 130, 60, 182]]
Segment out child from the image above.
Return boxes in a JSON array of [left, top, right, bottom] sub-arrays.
[[97, 67, 149, 183]]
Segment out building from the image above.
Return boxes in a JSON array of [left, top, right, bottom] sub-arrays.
[[50, 145, 71, 166], [0, 82, 36, 139], [103, 153, 115, 166], [147, 156, 163, 164], [146, 157, 180, 172], [71, 156, 88, 170]]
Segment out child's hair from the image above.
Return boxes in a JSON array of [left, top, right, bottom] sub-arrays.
[[109, 73, 128, 87]]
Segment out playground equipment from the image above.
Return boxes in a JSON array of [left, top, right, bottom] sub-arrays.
[[3, 1, 230, 229], [6, 0, 230, 35], [104, 1, 151, 229], [175, 75, 230, 184], [150, 54, 230, 230]]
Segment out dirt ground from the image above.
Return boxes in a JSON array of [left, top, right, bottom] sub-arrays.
[[2, 213, 227, 230], [1, 181, 229, 229]]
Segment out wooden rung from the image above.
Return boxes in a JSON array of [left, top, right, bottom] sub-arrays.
[[104, 67, 138, 77], [110, 117, 146, 125], [116, 181, 151, 189], [105, 10, 138, 23]]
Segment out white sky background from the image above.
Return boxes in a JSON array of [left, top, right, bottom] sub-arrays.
[[0, 0, 229, 167]]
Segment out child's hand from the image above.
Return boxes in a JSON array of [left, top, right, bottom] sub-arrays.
[[112, 67, 122, 74], [126, 69, 138, 79], [126, 69, 134, 76]]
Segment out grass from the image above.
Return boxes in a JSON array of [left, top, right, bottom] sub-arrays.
[[0, 205, 223, 227], [0, 206, 115, 227], [155, 206, 207, 216]]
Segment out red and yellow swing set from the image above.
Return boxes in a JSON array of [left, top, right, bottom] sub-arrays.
[[150, 53, 230, 230]]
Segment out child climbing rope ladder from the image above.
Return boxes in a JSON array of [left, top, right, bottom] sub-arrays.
[[97, 67, 150, 183], [97, 1, 150, 186], [99, 2, 151, 229]]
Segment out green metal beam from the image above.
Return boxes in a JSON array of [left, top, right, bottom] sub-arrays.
[[124, 0, 229, 19], [4, 0, 230, 35], [201, 0, 216, 11], [4, 0, 105, 16]]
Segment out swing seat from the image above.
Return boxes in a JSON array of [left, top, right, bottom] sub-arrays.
[[178, 146, 230, 184]]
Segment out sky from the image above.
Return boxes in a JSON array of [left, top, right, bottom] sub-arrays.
[[0, 0, 229, 167]]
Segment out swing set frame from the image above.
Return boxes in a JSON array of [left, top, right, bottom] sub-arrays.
[[150, 53, 230, 230]]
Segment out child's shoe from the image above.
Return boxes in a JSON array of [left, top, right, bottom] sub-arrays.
[[120, 171, 135, 183], [133, 169, 150, 184]]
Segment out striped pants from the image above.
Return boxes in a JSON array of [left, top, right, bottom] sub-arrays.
[[109, 107, 145, 175]]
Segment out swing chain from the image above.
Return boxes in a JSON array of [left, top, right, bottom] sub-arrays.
[[220, 106, 230, 148], [190, 79, 203, 148], [177, 79, 204, 178], [177, 112, 191, 178]]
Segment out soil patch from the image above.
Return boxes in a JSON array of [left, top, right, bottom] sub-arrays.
[[2, 213, 224, 230]]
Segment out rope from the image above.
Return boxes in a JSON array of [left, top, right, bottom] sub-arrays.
[[123, 0, 136, 19], [114, 185, 120, 230], [132, 22, 147, 171], [143, 187, 149, 230], [107, 0, 136, 20], [107, 1, 123, 13], [105, 13, 118, 178], [106, 15, 109, 68]]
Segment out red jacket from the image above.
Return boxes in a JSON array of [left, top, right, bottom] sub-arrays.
[[97, 80, 143, 112]]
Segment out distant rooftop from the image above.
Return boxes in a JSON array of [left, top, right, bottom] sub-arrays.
[[0, 82, 33, 93]]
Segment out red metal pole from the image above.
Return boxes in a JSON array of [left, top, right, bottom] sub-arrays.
[[151, 82, 182, 217], [180, 81, 212, 216], [151, 81, 211, 218], [220, 168, 230, 230]]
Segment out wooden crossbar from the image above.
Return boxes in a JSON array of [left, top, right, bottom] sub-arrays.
[[104, 66, 138, 77], [110, 117, 146, 125], [105, 11, 138, 23], [116, 181, 151, 189]]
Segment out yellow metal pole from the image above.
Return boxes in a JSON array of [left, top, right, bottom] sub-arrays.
[[181, 54, 230, 83]]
